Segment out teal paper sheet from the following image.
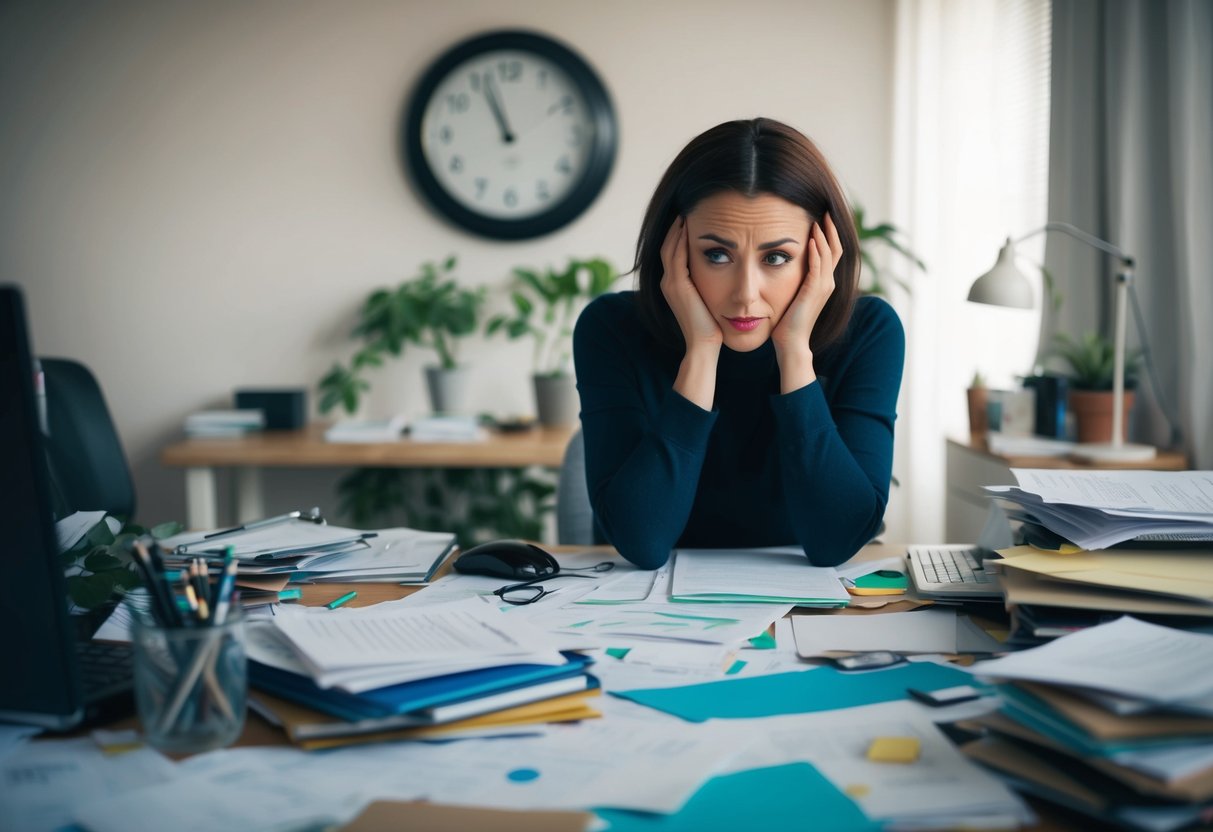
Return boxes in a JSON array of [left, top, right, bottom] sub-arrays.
[[613, 662, 975, 722], [595, 762, 878, 832]]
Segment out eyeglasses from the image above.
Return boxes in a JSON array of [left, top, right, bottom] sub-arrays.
[[493, 561, 615, 606]]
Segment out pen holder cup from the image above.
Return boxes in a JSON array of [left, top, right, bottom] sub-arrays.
[[131, 611, 247, 754]]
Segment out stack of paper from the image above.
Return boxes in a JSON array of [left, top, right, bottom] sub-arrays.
[[324, 415, 407, 443], [163, 520, 455, 584], [409, 414, 486, 442], [670, 548, 851, 607], [244, 599, 599, 746], [986, 469, 1213, 550], [966, 617, 1213, 831], [184, 409, 265, 437]]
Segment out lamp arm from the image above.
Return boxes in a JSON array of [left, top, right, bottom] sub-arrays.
[[1012, 222, 1134, 267]]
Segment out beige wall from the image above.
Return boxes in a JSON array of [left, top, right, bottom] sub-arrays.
[[0, 0, 896, 529]]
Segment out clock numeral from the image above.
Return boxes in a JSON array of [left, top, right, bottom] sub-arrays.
[[537, 181, 551, 201], [439, 126, 453, 144], [497, 60, 522, 81], [449, 155, 463, 173], [569, 125, 584, 146], [474, 177, 488, 199], [469, 73, 481, 92], [556, 156, 572, 175], [503, 188, 518, 208], [537, 69, 548, 89], [446, 92, 470, 113]]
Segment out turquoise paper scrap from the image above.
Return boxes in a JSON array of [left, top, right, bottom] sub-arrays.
[[613, 662, 975, 722], [595, 762, 878, 832]]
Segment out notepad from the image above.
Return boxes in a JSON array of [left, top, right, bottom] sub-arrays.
[[670, 548, 851, 607]]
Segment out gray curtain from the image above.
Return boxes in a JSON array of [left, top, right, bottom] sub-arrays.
[[1045, 0, 1212, 466]]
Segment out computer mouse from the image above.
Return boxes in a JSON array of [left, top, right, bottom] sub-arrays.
[[453, 540, 560, 581]]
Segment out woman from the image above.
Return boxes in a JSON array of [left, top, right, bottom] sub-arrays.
[[573, 118, 904, 569]]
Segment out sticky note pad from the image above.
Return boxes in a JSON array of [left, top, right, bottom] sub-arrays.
[[866, 736, 920, 763]]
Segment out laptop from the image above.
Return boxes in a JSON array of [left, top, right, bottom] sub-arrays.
[[0, 285, 133, 729], [906, 543, 1003, 601]]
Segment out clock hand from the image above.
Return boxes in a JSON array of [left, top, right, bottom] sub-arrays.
[[482, 73, 515, 144]]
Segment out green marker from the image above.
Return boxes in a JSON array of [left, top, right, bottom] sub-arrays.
[[326, 590, 357, 610], [277, 589, 302, 602]]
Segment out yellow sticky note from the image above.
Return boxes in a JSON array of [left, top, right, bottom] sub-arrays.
[[866, 736, 920, 763]]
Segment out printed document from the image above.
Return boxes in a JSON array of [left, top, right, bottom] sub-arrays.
[[671, 548, 850, 606]]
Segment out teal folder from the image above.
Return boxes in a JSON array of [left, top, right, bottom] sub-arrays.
[[613, 662, 976, 722]]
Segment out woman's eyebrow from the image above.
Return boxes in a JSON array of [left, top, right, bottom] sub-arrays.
[[698, 233, 737, 249], [758, 238, 798, 250]]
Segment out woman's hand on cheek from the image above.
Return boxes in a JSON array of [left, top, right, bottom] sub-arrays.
[[772, 211, 843, 360], [660, 217, 723, 352]]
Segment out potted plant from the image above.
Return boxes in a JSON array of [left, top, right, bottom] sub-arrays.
[[1049, 331, 1142, 443], [486, 257, 617, 427], [318, 256, 485, 416], [853, 204, 927, 296]]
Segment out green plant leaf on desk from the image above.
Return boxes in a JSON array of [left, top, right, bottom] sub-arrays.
[[63, 516, 182, 610]]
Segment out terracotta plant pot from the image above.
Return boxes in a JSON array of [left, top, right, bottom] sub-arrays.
[[1068, 389, 1135, 443], [966, 387, 989, 437]]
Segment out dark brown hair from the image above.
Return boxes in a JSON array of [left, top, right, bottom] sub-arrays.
[[634, 118, 860, 354]]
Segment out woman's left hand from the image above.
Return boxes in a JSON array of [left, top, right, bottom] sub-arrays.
[[771, 211, 844, 359]]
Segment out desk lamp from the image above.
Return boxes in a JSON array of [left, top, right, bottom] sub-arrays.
[[967, 222, 1156, 463]]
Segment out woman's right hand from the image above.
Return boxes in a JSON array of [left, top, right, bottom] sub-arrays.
[[660, 217, 723, 352]]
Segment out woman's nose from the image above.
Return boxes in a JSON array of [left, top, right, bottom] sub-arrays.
[[734, 262, 760, 305]]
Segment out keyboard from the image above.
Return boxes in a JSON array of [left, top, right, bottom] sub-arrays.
[[906, 544, 1002, 599], [75, 640, 134, 703]]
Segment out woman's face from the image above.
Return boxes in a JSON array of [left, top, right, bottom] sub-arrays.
[[684, 191, 811, 352]]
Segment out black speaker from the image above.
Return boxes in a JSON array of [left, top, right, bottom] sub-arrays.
[[233, 388, 307, 430], [1023, 375, 1068, 439]]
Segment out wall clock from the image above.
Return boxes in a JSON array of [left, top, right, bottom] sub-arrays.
[[404, 30, 618, 240]]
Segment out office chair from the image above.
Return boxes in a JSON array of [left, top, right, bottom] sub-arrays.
[[41, 358, 137, 521], [555, 428, 597, 545]]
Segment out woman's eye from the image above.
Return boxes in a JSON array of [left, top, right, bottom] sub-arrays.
[[763, 251, 792, 266], [704, 249, 731, 264]]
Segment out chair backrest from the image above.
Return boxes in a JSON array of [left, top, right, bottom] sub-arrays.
[[555, 428, 596, 545], [40, 358, 136, 521]]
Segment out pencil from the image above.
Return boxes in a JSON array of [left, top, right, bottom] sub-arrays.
[[326, 590, 357, 610]]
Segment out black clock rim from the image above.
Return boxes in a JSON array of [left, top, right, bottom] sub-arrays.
[[403, 29, 617, 241]]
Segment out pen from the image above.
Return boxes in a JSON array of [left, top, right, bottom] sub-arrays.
[[198, 507, 324, 542], [277, 588, 302, 602], [326, 590, 357, 610]]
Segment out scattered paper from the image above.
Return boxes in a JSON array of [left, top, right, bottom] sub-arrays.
[[671, 548, 850, 606]]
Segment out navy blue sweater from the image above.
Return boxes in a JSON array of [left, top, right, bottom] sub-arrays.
[[572, 292, 904, 569]]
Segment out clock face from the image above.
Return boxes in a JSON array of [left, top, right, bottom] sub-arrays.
[[405, 32, 617, 240]]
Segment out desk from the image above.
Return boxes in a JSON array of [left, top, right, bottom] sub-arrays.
[[944, 437, 1188, 542], [160, 425, 575, 530]]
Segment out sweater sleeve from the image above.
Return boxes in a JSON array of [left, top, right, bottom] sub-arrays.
[[573, 299, 716, 569], [769, 298, 905, 567]]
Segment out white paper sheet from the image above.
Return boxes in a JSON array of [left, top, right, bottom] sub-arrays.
[[525, 599, 790, 647], [971, 616, 1213, 702], [670, 548, 850, 605], [791, 609, 960, 656], [730, 701, 1030, 824], [0, 738, 175, 832], [55, 510, 108, 552], [1010, 469, 1213, 514]]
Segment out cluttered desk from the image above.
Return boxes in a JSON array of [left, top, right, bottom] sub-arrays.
[[5, 282, 1213, 832]]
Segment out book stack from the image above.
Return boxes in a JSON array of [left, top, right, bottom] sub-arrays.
[[184, 409, 265, 438], [964, 617, 1213, 831], [324, 415, 407, 443], [244, 599, 600, 749], [409, 414, 486, 442]]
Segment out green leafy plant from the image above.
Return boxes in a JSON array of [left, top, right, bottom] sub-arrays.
[[485, 257, 617, 377], [1049, 331, 1142, 391], [853, 205, 927, 296], [319, 256, 485, 415], [60, 517, 183, 610]]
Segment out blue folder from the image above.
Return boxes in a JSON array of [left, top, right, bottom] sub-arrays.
[[250, 651, 594, 722]]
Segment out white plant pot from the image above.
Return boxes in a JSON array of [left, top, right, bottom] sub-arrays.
[[532, 373, 577, 427], [425, 365, 470, 415]]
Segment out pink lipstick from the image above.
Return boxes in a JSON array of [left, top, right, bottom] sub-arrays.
[[726, 317, 762, 332]]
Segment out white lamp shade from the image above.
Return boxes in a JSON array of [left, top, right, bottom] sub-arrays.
[[967, 239, 1035, 309]]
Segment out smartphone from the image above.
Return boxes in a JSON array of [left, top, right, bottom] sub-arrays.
[[907, 684, 984, 707], [827, 651, 906, 671]]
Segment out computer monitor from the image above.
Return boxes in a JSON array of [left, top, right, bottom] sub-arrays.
[[0, 285, 89, 728]]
